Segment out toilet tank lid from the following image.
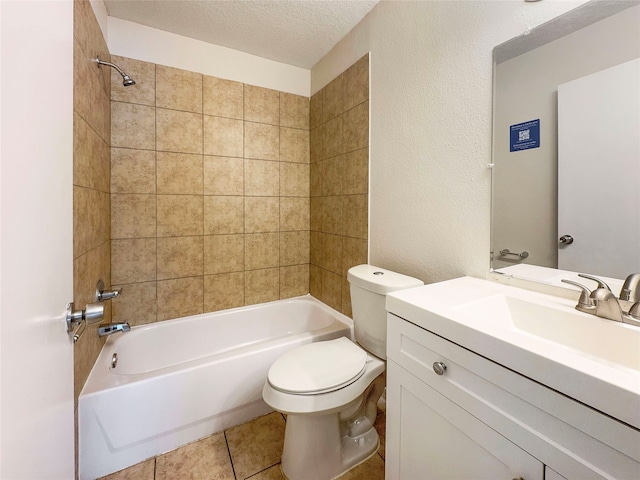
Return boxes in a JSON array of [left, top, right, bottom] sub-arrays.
[[347, 264, 424, 295]]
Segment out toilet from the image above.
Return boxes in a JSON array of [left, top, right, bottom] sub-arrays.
[[262, 264, 423, 480]]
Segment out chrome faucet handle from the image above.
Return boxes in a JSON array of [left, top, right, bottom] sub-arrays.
[[620, 274, 640, 302], [578, 273, 611, 292], [561, 280, 595, 313], [96, 279, 122, 302]]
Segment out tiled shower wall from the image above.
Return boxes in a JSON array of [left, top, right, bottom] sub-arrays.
[[109, 58, 311, 324], [310, 54, 370, 317], [73, 0, 112, 402]]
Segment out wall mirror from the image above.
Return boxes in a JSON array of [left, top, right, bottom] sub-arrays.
[[491, 0, 640, 285]]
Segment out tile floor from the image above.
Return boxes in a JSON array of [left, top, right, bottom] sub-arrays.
[[99, 410, 386, 480]]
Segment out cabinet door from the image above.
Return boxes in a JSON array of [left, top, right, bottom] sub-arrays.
[[545, 466, 568, 480], [386, 360, 543, 480]]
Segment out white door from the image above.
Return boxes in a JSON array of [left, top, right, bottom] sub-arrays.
[[558, 59, 640, 279], [1, 1, 75, 478], [385, 361, 543, 480]]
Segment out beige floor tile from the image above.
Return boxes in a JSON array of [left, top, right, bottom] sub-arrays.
[[98, 458, 155, 480], [155, 433, 234, 480], [337, 452, 385, 480], [246, 464, 286, 480], [374, 412, 386, 460], [226, 412, 286, 480]]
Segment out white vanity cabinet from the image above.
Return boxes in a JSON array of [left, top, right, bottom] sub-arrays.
[[385, 313, 640, 480]]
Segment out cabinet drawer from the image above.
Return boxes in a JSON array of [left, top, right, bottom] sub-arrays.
[[387, 313, 640, 479]]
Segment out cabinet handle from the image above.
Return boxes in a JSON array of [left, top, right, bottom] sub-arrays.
[[432, 361, 447, 375], [512, 477, 524, 480]]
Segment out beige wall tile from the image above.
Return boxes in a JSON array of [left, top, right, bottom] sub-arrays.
[[110, 281, 157, 326], [245, 197, 279, 233], [157, 195, 203, 237], [310, 231, 323, 266], [204, 272, 245, 312], [204, 196, 244, 234], [244, 85, 279, 125], [74, 113, 110, 192], [322, 74, 344, 123], [245, 268, 280, 306], [310, 126, 323, 164], [344, 101, 369, 152], [74, 41, 110, 143], [323, 115, 344, 158], [280, 197, 309, 231], [204, 116, 244, 157], [280, 92, 309, 129], [280, 264, 309, 299], [342, 237, 368, 277], [280, 162, 309, 197], [323, 156, 344, 196], [309, 264, 322, 298], [310, 197, 323, 232], [244, 122, 279, 160], [310, 161, 323, 197], [343, 148, 368, 195], [73, 241, 111, 318], [157, 236, 203, 280], [156, 108, 203, 154], [280, 128, 310, 164], [111, 101, 155, 150], [341, 277, 353, 317], [323, 233, 343, 275], [110, 55, 156, 106], [156, 65, 202, 113], [343, 54, 369, 111], [310, 90, 323, 130], [74, 186, 110, 257], [204, 156, 244, 195], [155, 433, 233, 480], [245, 233, 279, 270], [343, 194, 368, 239], [111, 238, 156, 284], [204, 234, 244, 274], [111, 148, 156, 194], [280, 231, 310, 266], [245, 159, 279, 196], [157, 277, 203, 321], [111, 194, 156, 239], [322, 195, 343, 236], [321, 268, 342, 311], [203, 76, 243, 119], [156, 152, 203, 194]]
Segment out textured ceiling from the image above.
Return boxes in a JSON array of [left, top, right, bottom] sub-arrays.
[[104, 0, 380, 69]]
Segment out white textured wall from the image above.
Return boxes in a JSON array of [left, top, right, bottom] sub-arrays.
[[108, 17, 310, 96], [312, 0, 588, 284]]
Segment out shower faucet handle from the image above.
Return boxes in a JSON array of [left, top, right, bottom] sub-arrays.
[[96, 279, 122, 302]]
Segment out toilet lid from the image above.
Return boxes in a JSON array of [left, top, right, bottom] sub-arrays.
[[268, 337, 368, 395]]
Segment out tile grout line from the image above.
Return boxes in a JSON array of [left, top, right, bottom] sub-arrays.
[[223, 431, 238, 480]]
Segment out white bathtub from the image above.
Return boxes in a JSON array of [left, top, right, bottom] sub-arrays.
[[79, 295, 353, 480]]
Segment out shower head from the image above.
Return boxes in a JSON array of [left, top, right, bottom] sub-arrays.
[[96, 58, 136, 87]]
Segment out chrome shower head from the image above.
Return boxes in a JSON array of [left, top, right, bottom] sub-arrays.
[[96, 58, 136, 87]]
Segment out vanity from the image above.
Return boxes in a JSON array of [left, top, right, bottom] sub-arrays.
[[385, 277, 640, 479]]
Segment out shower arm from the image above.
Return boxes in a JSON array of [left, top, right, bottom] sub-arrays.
[[96, 57, 127, 77]]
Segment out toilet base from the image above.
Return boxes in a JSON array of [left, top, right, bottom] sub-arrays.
[[280, 375, 384, 480]]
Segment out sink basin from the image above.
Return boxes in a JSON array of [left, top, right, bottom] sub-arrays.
[[386, 276, 640, 430], [455, 294, 640, 372]]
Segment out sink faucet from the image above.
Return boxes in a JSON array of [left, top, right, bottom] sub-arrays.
[[98, 322, 130, 337], [620, 273, 640, 302]]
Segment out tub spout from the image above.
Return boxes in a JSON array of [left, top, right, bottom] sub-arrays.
[[98, 322, 130, 337]]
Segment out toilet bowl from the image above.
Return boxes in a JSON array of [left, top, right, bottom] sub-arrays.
[[262, 265, 423, 480]]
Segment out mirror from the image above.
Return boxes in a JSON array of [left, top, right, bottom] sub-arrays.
[[491, 0, 640, 284]]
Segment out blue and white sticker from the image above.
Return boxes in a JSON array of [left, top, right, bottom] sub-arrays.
[[510, 119, 540, 152]]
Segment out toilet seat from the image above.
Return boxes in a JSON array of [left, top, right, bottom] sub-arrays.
[[268, 337, 367, 395]]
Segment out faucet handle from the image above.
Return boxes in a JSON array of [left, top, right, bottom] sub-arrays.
[[561, 280, 595, 313], [620, 273, 640, 302], [578, 273, 611, 292], [96, 279, 122, 302]]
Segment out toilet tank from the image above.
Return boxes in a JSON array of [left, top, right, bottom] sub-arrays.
[[347, 265, 423, 358]]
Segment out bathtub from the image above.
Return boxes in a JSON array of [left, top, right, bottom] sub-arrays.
[[79, 295, 353, 480]]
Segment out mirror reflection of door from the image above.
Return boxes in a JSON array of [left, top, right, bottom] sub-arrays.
[[557, 58, 640, 278]]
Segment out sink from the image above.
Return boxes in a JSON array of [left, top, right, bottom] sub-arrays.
[[386, 276, 640, 430], [455, 294, 640, 372]]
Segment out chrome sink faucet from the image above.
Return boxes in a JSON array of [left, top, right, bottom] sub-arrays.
[[562, 274, 640, 326]]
